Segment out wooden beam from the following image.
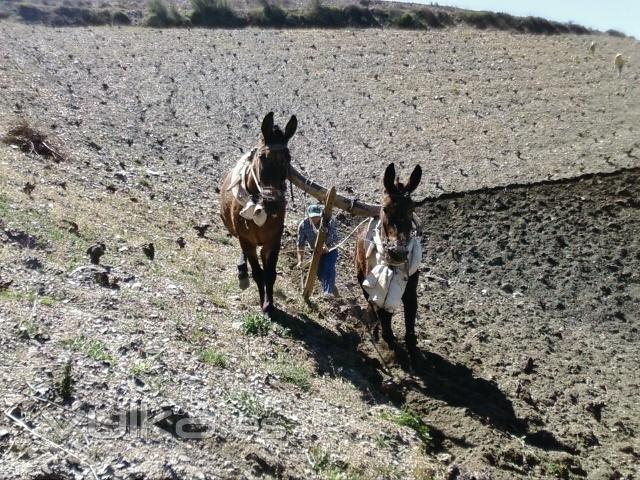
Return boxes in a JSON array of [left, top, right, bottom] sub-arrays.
[[303, 187, 336, 300], [288, 166, 380, 217]]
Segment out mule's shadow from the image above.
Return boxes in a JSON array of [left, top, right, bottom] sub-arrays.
[[274, 309, 519, 430], [273, 307, 574, 453]]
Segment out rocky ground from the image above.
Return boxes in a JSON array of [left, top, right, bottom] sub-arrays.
[[0, 20, 639, 480]]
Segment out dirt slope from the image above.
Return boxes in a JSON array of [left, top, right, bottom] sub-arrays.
[[0, 22, 639, 480]]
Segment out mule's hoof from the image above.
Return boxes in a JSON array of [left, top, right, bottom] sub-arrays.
[[238, 275, 250, 291], [262, 303, 275, 318]]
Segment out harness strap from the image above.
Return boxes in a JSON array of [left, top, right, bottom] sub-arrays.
[[248, 159, 263, 195]]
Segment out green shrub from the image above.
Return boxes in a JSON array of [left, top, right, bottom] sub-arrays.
[[198, 348, 227, 367], [270, 352, 312, 391], [112, 11, 132, 25], [392, 12, 422, 29], [248, 0, 291, 27], [241, 313, 272, 336], [415, 8, 453, 28], [62, 335, 114, 364], [55, 361, 74, 401], [52, 6, 112, 26], [382, 409, 435, 451], [606, 29, 626, 37], [145, 0, 185, 27], [190, 0, 245, 27], [301, 3, 378, 28]]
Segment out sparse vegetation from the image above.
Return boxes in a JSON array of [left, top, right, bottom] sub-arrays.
[[4, 0, 598, 35], [55, 361, 74, 401], [270, 351, 312, 391], [62, 335, 114, 364], [198, 348, 227, 367], [144, 0, 186, 27], [308, 446, 363, 480], [16, 4, 47, 23], [190, 0, 245, 28], [382, 409, 435, 452], [51, 6, 112, 26], [248, 0, 291, 27], [241, 313, 272, 336], [130, 359, 154, 376]]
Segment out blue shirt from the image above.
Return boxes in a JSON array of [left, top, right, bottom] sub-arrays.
[[297, 217, 338, 249]]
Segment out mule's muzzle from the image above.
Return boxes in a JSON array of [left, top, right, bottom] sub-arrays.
[[260, 187, 286, 214], [385, 240, 409, 264]]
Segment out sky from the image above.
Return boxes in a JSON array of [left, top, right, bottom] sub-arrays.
[[400, 0, 640, 38]]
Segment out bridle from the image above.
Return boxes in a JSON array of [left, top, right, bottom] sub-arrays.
[[379, 195, 423, 266], [245, 144, 289, 204]]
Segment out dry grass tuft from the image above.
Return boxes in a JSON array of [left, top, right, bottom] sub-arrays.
[[2, 120, 65, 163]]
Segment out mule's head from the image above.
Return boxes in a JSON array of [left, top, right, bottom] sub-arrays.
[[253, 112, 297, 213], [380, 163, 423, 263]]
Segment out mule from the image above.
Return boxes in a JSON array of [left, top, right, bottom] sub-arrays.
[[220, 112, 297, 317], [355, 163, 426, 365]]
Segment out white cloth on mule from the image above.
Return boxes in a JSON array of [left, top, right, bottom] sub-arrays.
[[362, 218, 422, 313], [227, 149, 267, 227]]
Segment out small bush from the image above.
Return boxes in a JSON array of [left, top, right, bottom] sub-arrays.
[[241, 313, 271, 336], [606, 29, 626, 38], [17, 4, 47, 22], [190, 0, 245, 28], [145, 0, 185, 27], [199, 348, 227, 367], [392, 12, 422, 29], [248, 0, 291, 27], [52, 6, 112, 26], [383, 409, 435, 451], [112, 11, 131, 25], [301, 3, 378, 28], [415, 8, 453, 28], [55, 361, 74, 401]]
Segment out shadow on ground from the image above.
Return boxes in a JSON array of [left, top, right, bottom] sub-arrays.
[[272, 307, 572, 453]]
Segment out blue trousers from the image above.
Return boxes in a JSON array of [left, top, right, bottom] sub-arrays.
[[317, 249, 338, 294]]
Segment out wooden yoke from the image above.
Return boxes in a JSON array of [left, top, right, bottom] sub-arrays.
[[288, 166, 380, 217], [303, 187, 336, 300]]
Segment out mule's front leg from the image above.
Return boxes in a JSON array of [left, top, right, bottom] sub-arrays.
[[260, 245, 280, 317], [240, 240, 266, 309], [402, 272, 420, 363], [237, 253, 250, 290], [375, 307, 397, 350]]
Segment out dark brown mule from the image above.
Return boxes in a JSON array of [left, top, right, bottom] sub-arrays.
[[220, 112, 297, 317], [355, 163, 426, 365]]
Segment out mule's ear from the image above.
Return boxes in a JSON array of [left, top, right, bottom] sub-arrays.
[[406, 165, 422, 193], [284, 115, 297, 141], [383, 163, 397, 194], [261, 112, 274, 143]]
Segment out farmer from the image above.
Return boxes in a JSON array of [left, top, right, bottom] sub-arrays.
[[296, 204, 339, 296]]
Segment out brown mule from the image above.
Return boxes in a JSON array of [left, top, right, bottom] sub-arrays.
[[220, 112, 297, 317], [355, 163, 427, 365]]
